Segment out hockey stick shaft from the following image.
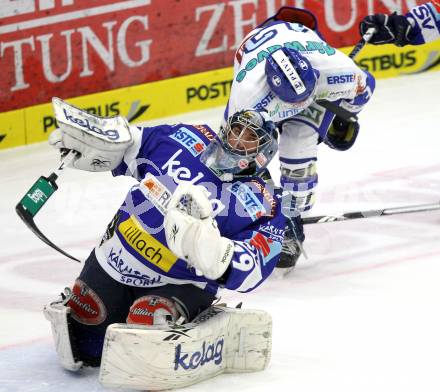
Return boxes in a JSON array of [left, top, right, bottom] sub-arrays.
[[302, 201, 440, 225], [349, 27, 376, 59]]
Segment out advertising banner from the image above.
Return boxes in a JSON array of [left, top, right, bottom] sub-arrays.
[[1, 37, 439, 150], [0, 66, 234, 149], [0, 0, 429, 113], [0, 1, 438, 150]]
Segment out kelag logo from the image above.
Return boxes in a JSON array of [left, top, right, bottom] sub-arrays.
[[186, 80, 232, 103], [174, 337, 224, 371], [62, 108, 120, 140], [42, 100, 150, 133]]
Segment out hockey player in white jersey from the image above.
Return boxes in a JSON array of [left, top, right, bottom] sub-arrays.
[[226, 7, 376, 272], [360, 2, 440, 47]]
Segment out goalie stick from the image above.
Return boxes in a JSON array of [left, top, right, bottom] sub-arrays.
[[15, 150, 81, 262], [316, 27, 376, 123], [302, 201, 440, 225]]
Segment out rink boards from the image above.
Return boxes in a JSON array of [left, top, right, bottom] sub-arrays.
[[0, 40, 439, 151]]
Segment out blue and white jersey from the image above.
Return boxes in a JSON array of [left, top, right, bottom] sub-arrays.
[[94, 123, 286, 296], [226, 21, 375, 126], [407, 2, 440, 45], [225, 15, 376, 216]]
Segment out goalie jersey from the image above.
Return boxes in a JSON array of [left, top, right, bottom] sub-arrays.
[[94, 123, 285, 296]]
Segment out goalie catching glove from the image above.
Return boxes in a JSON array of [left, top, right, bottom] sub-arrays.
[[49, 98, 133, 172], [164, 183, 234, 280]]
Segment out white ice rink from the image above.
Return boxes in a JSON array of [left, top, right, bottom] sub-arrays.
[[1, 71, 439, 392]]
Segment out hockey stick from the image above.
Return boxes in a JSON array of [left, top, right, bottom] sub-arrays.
[[315, 27, 376, 122], [15, 150, 81, 262], [302, 201, 440, 225], [348, 27, 376, 60]]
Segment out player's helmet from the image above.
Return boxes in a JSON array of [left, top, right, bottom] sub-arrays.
[[265, 47, 319, 110], [200, 109, 279, 180]]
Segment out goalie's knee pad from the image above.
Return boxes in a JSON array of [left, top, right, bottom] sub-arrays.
[[67, 279, 107, 326], [99, 305, 272, 391], [126, 295, 179, 325], [43, 289, 83, 372], [53, 280, 108, 368]]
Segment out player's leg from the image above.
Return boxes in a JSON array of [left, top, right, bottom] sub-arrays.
[[99, 286, 272, 390], [277, 120, 318, 271], [44, 249, 132, 368], [127, 283, 217, 326]]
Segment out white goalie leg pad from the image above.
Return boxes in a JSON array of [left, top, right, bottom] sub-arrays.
[[43, 300, 83, 371], [99, 306, 272, 391]]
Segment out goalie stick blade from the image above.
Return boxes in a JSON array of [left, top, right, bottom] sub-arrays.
[[16, 175, 81, 263], [15, 203, 81, 263]]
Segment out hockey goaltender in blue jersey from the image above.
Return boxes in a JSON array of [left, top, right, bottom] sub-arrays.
[[95, 122, 286, 295]]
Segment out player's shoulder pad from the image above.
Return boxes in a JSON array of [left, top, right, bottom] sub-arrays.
[[167, 124, 216, 143], [163, 123, 217, 158]]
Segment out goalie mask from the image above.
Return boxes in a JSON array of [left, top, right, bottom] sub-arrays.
[[265, 47, 319, 110], [200, 109, 279, 180]]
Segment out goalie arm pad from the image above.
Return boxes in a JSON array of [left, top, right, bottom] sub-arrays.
[[223, 207, 286, 293], [48, 98, 133, 172]]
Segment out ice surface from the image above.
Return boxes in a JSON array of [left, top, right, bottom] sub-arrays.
[[0, 72, 439, 392]]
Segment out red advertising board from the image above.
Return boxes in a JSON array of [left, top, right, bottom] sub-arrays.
[[0, 0, 426, 112]]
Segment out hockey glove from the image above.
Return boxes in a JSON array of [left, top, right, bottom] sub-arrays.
[[324, 116, 360, 151], [359, 12, 413, 46], [164, 183, 234, 280], [48, 98, 133, 172]]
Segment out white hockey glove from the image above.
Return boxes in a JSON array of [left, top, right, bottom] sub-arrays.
[[164, 183, 234, 280], [48, 97, 133, 172]]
